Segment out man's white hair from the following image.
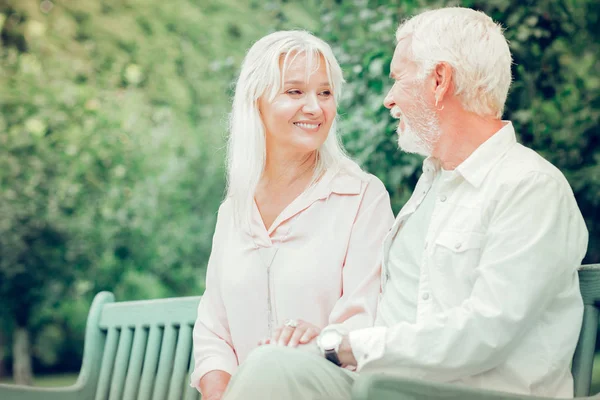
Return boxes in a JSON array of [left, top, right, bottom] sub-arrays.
[[226, 30, 353, 226], [396, 7, 512, 118]]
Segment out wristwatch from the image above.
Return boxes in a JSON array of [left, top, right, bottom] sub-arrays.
[[317, 326, 347, 367]]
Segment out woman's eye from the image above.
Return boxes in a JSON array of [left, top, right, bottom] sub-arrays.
[[320, 90, 332, 97], [286, 89, 302, 96]]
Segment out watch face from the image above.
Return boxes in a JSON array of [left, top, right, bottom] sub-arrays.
[[320, 330, 341, 351]]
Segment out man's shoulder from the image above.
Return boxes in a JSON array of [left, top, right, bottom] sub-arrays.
[[491, 143, 572, 192]]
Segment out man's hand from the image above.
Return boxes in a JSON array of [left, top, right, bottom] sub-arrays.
[[338, 335, 357, 367], [259, 319, 321, 347]]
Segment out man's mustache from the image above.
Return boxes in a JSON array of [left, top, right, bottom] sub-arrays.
[[390, 106, 402, 119]]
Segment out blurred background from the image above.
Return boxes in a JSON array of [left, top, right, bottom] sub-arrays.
[[0, 0, 598, 392]]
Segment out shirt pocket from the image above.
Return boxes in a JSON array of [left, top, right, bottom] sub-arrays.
[[431, 230, 485, 307]]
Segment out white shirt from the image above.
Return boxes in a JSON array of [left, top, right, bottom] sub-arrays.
[[379, 170, 446, 325], [349, 122, 588, 397]]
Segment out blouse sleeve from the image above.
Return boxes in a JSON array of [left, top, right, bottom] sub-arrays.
[[190, 203, 239, 389], [327, 176, 394, 330]]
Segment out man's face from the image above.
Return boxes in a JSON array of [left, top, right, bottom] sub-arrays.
[[384, 39, 440, 157]]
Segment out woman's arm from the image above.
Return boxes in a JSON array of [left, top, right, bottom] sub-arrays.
[[327, 176, 394, 330], [191, 203, 239, 392]]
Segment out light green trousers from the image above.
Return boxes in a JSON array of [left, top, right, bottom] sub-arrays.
[[222, 345, 357, 400]]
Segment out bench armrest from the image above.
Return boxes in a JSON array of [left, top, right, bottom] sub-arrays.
[[351, 374, 581, 400]]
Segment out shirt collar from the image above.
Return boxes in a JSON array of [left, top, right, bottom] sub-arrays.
[[454, 121, 517, 188], [250, 165, 363, 238]]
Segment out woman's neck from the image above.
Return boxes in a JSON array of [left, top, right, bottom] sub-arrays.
[[261, 150, 317, 189]]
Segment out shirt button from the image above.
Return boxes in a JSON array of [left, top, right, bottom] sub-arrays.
[[422, 292, 430, 300], [454, 242, 462, 250], [439, 195, 447, 202]]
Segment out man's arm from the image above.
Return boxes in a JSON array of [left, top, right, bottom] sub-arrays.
[[344, 172, 588, 381]]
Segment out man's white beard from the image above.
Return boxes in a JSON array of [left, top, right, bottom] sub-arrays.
[[396, 116, 439, 157], [392, 99, 441, 157]]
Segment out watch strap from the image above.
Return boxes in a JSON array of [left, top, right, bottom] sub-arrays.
[[324, 349, 342, 367]]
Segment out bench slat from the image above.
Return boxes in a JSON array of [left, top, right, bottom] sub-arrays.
[[122, 326, 148, 398], [138, 326, 163, 400], [95, 327, 119, 400], [184, 340, 201, 400], [152, 325, 178, 399], [168, 324, 194, 400], [109, 327, 134, 399]]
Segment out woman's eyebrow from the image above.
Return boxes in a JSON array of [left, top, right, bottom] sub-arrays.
[[283, 80, 331, 86]]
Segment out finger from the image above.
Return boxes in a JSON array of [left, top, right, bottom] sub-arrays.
[[300, 327, 319, 344], [288, 326, 308, 347], [270, 326, 283, 343], [277, 326, 295, 346], [257, 338, 271, 346]]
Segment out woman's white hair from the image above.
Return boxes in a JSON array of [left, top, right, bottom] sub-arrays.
[[226, 30, 354, 226], [396, 7, 512, 118]]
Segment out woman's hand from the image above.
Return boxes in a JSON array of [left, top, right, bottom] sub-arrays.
[[258, 319, 321, 347], [198, 370, 231, 400]]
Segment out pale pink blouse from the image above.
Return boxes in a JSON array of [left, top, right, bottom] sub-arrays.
[[190, 164, 394, 388]]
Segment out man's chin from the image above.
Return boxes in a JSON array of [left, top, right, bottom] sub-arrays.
[[397, 133, 431, 157]]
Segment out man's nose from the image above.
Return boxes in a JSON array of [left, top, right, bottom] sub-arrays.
[[383, 89, 395, 110]]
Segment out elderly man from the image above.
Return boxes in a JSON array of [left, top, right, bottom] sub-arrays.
[[221, 6, 588, 399]]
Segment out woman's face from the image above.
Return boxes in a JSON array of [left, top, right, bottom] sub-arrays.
[[258, 52, 336, 158]]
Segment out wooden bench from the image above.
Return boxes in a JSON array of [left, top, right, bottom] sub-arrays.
[[0, 292, 201, 400], [0, 265, 598, 399]]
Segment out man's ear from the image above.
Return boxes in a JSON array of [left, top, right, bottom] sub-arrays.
[[433, 62, 453, 106]]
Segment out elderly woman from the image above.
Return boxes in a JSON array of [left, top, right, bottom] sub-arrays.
[[190, 30, 394, 400]]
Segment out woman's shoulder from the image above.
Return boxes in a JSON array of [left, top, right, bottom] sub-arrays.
[[213, 197, 235, 229], [332, 159, 388, 197]]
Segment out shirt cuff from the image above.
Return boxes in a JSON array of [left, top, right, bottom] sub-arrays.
[[349, 326, 387, 371], [189, 356, 238, 390]]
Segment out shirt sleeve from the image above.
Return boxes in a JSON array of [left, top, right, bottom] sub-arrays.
[[327, 176, 395, 331], [190, 204, 239, 389], [349, 172, 588, 380]]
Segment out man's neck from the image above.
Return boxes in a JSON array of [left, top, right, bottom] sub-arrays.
[[433, 111, 504, 170]]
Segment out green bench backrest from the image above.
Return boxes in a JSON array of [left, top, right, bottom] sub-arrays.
[[572, 264, 600, 397], [90, 293, 201, 400]]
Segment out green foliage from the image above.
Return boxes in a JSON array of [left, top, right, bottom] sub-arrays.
[[0, 0, 315, 377]]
